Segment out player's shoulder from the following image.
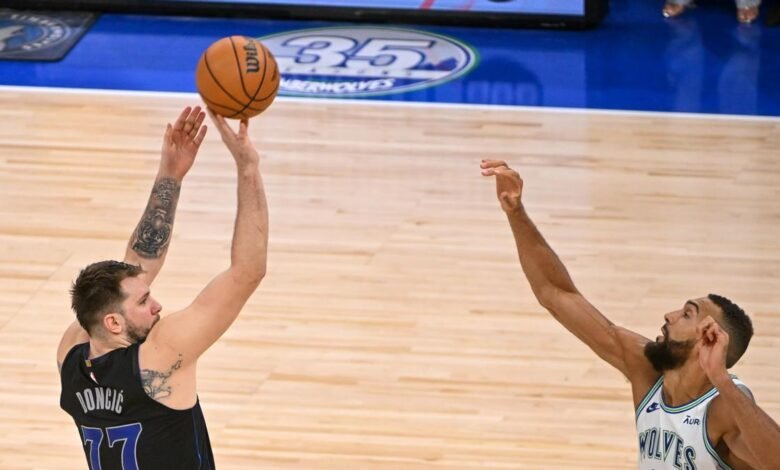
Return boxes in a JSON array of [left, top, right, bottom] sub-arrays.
[[57, 322, 90, 367], [706, 376, 752, 432], [714, 375, 752, 399], [631, 372, 663, 410]]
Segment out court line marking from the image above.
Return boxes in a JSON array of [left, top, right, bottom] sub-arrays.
[[1, 85, 779, 122]]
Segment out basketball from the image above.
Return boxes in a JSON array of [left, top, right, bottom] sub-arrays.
[[195, 36, 280, 119]]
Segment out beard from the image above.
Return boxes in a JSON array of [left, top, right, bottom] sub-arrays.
[[125, 314, 159, 344], [644, 337, 696, 372]]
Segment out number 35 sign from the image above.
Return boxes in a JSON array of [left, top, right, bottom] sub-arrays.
[[259, 26, 478, 97]]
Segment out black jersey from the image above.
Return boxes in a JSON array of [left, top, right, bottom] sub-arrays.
[[60, 342, 215, 470]]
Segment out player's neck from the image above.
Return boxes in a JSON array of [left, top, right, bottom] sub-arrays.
[[662, 361, 713, 407], [88, 336, 132, 359]]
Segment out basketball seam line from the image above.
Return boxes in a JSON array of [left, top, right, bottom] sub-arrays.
[[203, 49, 248, 111], [237, 38, 267, 116], [231, 39, 273, 118], [251, 44, 273, 101], [230, 36, 254, 102], [254, 46, 279, 101], [200, 95, 240, 115]]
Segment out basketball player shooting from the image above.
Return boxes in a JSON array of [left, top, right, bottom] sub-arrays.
[[57, 106, 268, 469], [481, 160, 780, 469]]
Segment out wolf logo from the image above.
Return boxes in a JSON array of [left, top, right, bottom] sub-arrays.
[[0, 25, 24, 52], [0, 12, 71, 56]]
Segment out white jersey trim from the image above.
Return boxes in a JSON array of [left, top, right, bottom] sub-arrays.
[[635, 376, 664, 421], [702, 400, 733, 470], [660, 386, 719, 414]]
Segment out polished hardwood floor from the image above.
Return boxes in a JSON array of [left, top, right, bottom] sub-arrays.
[[0, 88, 778, 469]]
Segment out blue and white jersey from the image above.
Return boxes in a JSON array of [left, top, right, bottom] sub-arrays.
[[635, 375, 748, 470]]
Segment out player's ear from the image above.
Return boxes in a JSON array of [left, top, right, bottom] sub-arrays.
[[102, 312, 124, 335]]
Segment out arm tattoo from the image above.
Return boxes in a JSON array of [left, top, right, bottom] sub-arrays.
[[131, 177, 181, 259], [140, 354, 183, 400]]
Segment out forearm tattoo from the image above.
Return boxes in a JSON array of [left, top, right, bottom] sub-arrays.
[[131, 177, 181, 259], [140, 354, 182, 400]]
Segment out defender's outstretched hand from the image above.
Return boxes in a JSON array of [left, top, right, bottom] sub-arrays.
[[161, 106, 207, 180], [481, 160, 523, 213], [206, 108, 260, 168]]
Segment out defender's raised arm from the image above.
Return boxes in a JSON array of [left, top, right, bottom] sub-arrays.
[[481, 159, 656, 391]]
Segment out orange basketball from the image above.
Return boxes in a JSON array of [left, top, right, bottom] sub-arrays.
[[195, 36, 280, 119]]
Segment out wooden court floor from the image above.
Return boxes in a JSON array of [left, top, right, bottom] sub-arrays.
[[0, 88, 778, 469]]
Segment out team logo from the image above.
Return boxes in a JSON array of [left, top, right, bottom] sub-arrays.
[[259, 26, 478, 97], [646, 402, 660, 413], [0, 11, 70, 55]]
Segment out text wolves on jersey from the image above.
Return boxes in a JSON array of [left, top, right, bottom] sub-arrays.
[[638, 427, 697, 469]]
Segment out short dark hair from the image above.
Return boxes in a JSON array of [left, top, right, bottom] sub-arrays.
[[70, 261, 143, 335], [708, 293, 753, 368]]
